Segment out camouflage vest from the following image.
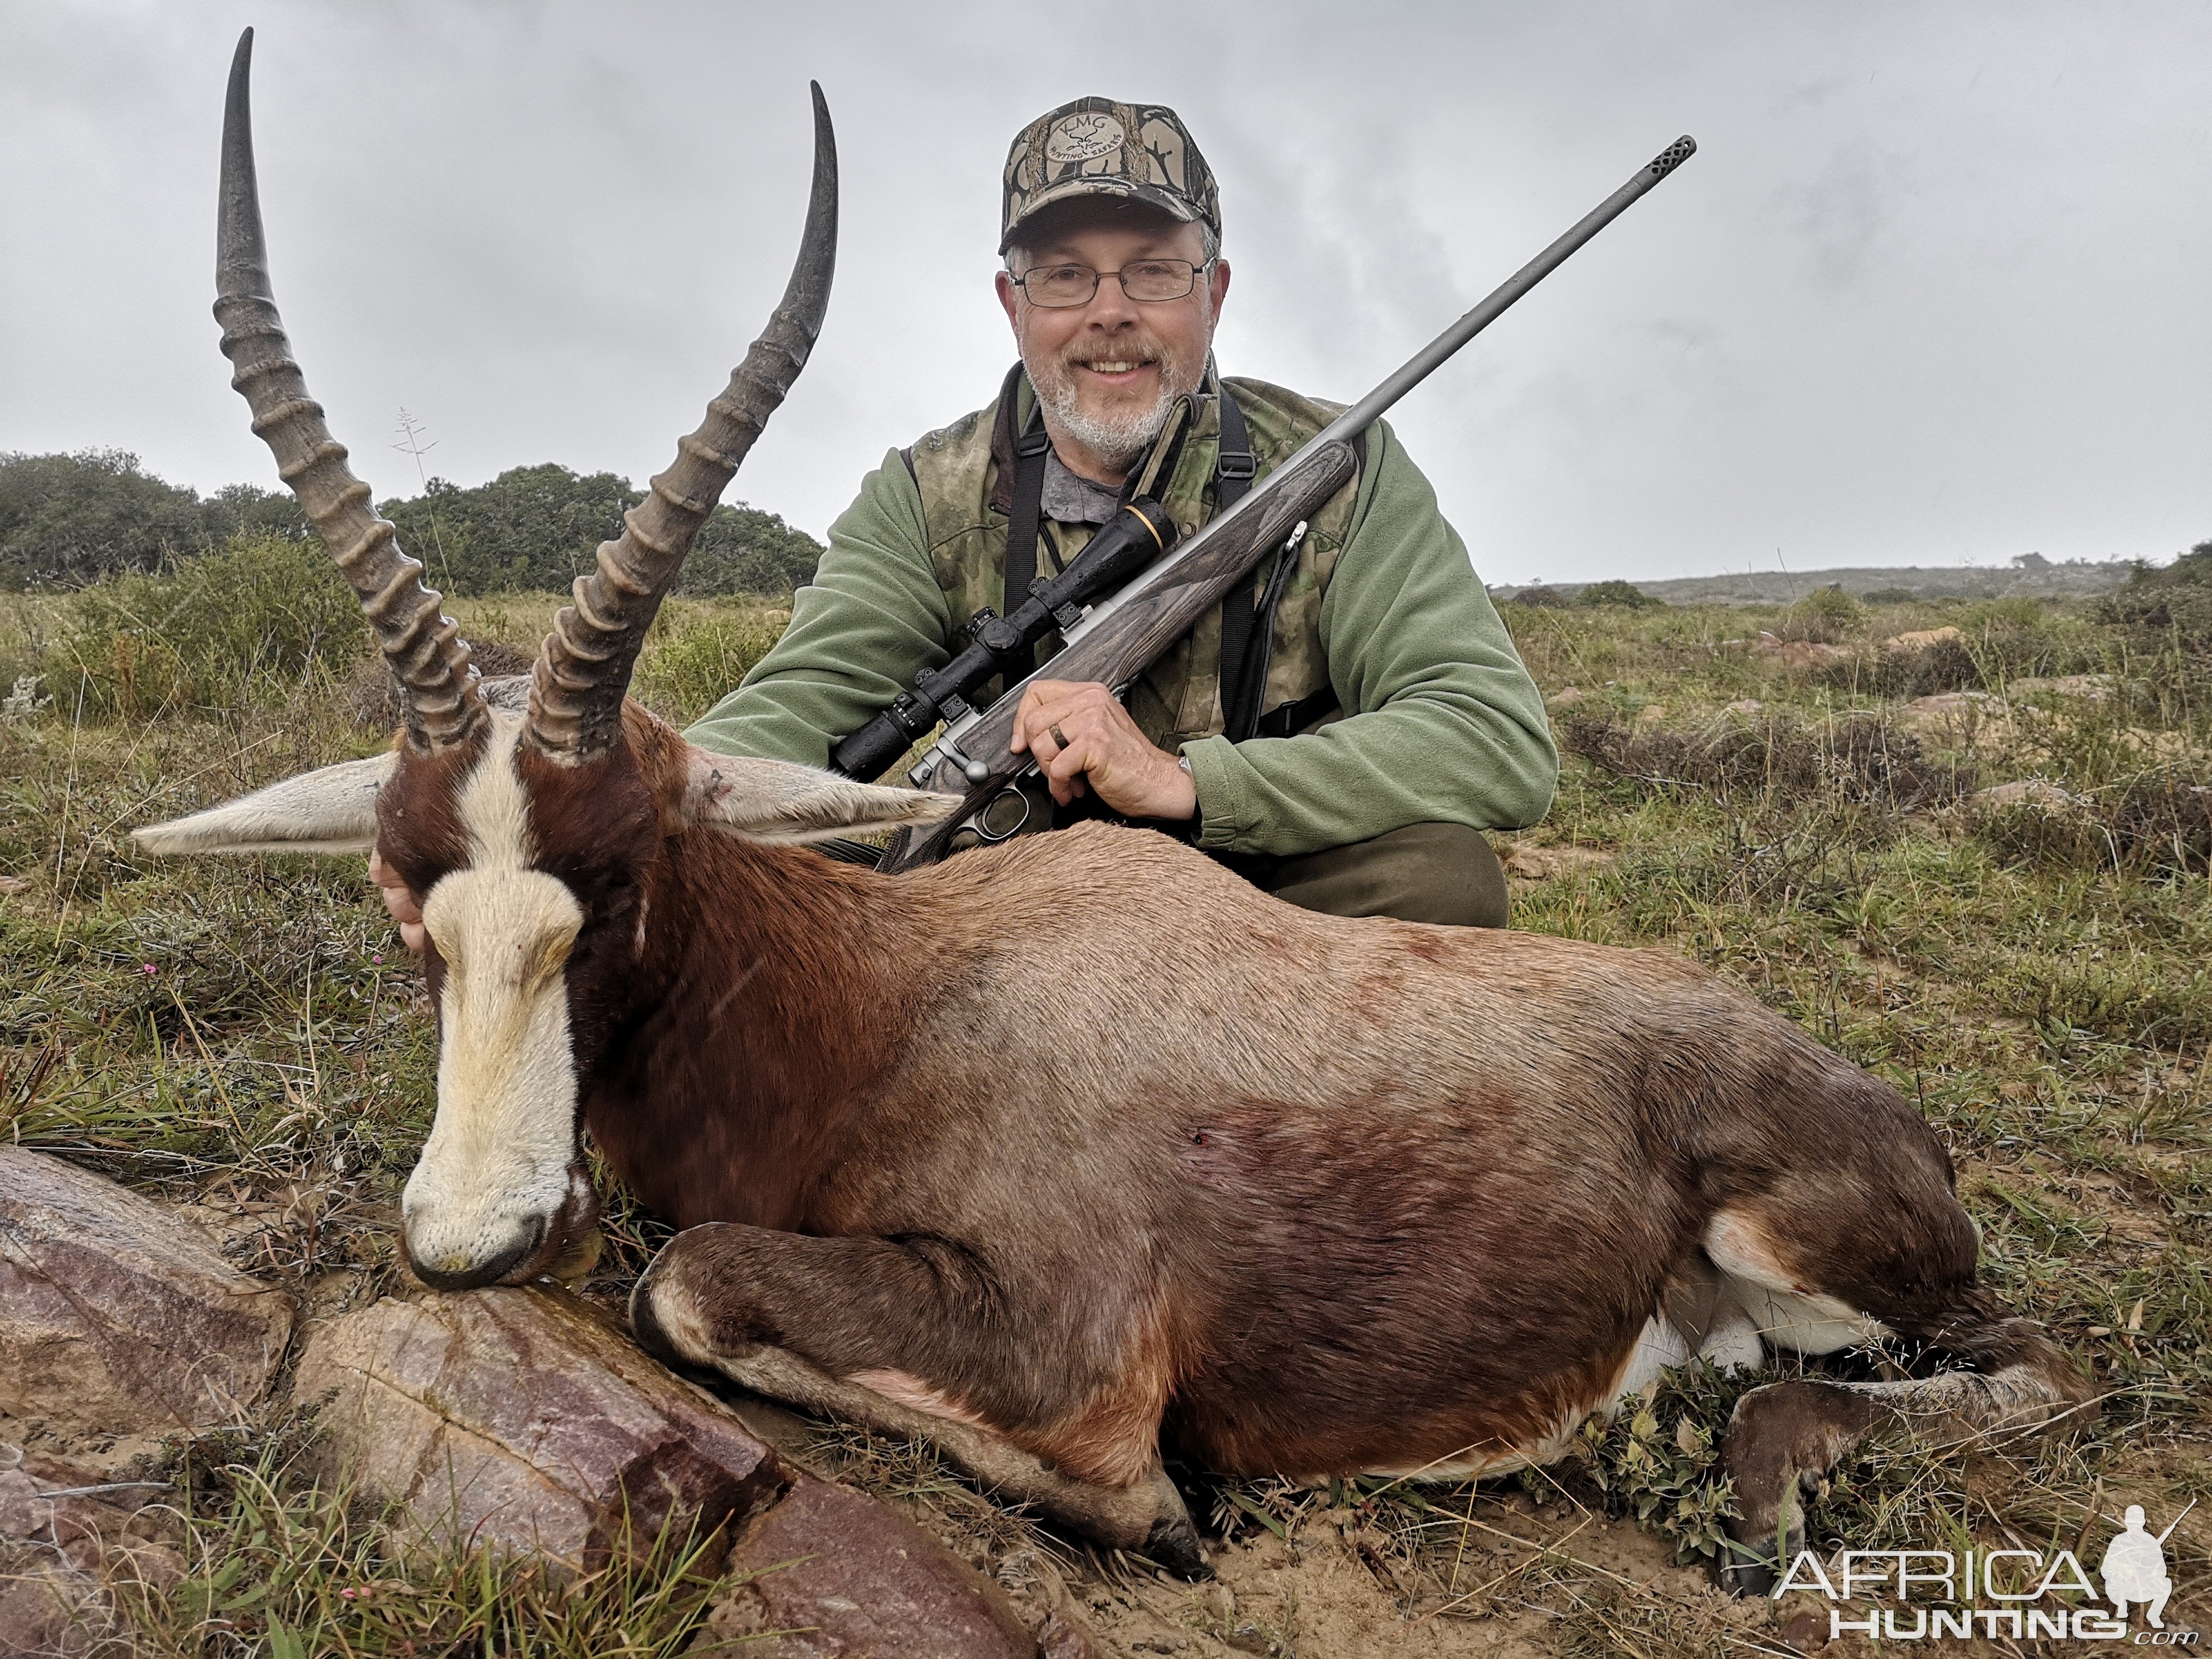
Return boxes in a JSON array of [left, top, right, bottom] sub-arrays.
[[902, 367, 1362, 752]]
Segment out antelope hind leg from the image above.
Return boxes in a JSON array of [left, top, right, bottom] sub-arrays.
[[1715, 1326, 2092, 1595], [1704, 1190, 2094, 1595], [629, 1224, 1205, 1575]]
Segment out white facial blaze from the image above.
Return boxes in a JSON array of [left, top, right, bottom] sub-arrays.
[[400, 717, 585, 1278]]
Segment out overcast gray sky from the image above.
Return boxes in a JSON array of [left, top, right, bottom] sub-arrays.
[[3, 1, 2207, 584]]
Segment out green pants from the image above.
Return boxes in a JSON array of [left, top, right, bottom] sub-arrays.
[[1213, 821, 1509, 928]]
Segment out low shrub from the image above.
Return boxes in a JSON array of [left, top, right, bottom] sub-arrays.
[[1972, 773, 2212, 878], [1576, 579, 1661, 609], [344, 637, 537, 735], [1502, 584, 1570, 609], [1962, 598, 2112, 684], [1820, 634, 1981, 700], [57, 535, 367, 717], [1773, 583, 1861, 643], [1560, 711, 1971, 813], [2098, 540, 2212, 657]]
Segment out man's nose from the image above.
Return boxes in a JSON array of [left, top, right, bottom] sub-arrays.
[[1080, 273, 1142, 327]]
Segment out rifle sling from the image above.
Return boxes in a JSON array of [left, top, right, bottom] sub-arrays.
[[1213, 389, 1265, 742], [1002, 400, 1053, 679]]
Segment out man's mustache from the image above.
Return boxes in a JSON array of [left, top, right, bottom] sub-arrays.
[[1060, 343, 1165, 371]]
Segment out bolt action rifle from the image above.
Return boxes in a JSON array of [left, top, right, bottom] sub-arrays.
[[837, 136, 1697, 873]]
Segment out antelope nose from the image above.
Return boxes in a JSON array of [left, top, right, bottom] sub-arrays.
[[403, 1214, 546, 1292]]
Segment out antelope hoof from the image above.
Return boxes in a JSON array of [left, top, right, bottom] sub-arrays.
[[1144, 1510, 1210, 1580], [629, 1246, 714, 1367], [1715, 1549, 1781, 1599]]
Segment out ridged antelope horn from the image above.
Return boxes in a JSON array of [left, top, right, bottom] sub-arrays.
[[215, 28, 483, 754], [525, 84, 838, 761]]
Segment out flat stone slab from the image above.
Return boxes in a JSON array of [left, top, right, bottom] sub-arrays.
[[0, 1147, 294, 1435], [299, 1288, 1055, 1651], [706, 1471, 1044, 1658], [0, 1438, 182, 1658], [295, 1286, 785, 1570]]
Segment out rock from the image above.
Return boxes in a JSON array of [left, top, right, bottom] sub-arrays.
[[1971, 780, 2078, 812], [1776, 641, 1847, 671], [1720, 699, 1764, 717], [0, 1564, 104, 1658], [0, 1440, 181, 1658], [1884, 625, 1963, 652], [706, 1471, 1041, 1657], [0, 1148, 295, 1435], [301, 1290, 1062, 1650], [295, 1286, 784, 1570], [1502, 843, 1616, 882], [1632, 703, 1668, 725], [1896, 690, 2007, 738], [1545, 686, 1585, 710], [1036, 1607, 1103, 1659], [989, 1548, 1104, 1659], [2009, 673, 2116, 703], [1750, 633, 1850, 671]]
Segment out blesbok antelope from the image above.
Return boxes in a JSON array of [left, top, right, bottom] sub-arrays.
[[139, 30, 2090, 1588]]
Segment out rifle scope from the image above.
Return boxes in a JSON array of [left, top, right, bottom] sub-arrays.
[[827, 496, 1180, 781]]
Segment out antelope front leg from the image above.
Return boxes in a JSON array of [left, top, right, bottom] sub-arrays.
[[630, 1223, 1205, 1575]]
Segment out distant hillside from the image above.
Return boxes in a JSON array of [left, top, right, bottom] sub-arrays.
[[1494, 555, 2140, 607]]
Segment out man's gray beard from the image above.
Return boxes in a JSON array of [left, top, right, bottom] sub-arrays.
[[1025, 351, 1201, 472]]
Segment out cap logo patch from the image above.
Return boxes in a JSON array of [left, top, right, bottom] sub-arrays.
[[1046, 113, 1124, 164]]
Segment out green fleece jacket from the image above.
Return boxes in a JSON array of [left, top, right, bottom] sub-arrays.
[[685, 402, 1556, 859]]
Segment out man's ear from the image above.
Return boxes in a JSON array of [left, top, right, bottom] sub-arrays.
[[680, 746, 960, 844], [134, 752, 397, 856]]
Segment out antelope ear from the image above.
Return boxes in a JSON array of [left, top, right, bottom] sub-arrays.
[[134, 752, 397, 856], [680, 746, 960, 843]]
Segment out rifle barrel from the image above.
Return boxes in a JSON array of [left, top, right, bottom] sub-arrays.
[[1063, 134, 1695, 647]]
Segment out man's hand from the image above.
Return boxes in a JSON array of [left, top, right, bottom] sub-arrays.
[[368, 849, 426, 954], [1010, 679, 1197, 821]]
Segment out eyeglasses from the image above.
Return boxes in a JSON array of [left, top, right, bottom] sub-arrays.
[[1012, 259, 1211, 308]]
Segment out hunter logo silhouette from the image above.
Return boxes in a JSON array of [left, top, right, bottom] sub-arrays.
[[2103, 1500, 2192, 1629]]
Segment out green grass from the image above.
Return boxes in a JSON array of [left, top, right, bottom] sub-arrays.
[[111, 1424, 756, 1657], [4, 579, 2209, 1651]]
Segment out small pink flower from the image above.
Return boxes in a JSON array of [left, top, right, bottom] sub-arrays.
[[340, 1587, 358, 1600], [371, 954, 384, 964], [141, 964, 157, 975]]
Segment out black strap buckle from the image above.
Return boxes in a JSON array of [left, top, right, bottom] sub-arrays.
[[1216, 449, 1257, 482]]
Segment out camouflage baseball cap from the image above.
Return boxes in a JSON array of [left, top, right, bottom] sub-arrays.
[[1000, 96, 1220, 255]]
